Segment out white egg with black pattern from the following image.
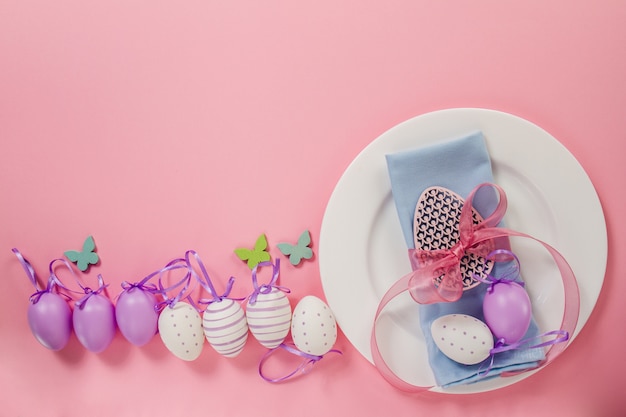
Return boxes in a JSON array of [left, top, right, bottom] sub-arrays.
[[291, 296, 337, 356], [431, 314, 494, 365]]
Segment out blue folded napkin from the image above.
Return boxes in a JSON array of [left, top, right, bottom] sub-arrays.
[[385, 131, 544, 387]]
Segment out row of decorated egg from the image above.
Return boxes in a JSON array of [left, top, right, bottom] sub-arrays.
[[28, 287, 337, 361], [158, 294, 338, 361], [431, 278, 532, 365], [28, 282, 337, 362], [18, 247, 338, 361], [28, 280, 159, 354], [28, 282, 117, 354]]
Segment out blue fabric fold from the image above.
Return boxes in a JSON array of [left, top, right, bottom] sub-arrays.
[[385, 131, 544, 387]]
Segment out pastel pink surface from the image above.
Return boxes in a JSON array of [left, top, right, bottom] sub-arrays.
[[1, 1, 625, 416]]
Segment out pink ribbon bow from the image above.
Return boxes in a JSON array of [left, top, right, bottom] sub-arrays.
[[407, 183, 507, 303], [370, 182, 580, 392]]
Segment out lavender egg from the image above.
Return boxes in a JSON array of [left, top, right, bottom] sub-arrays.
[[115, 288, 159, 346], [27, 292, 72, 351], [73, 293, 117, 353], [483, 281, 532, 344]]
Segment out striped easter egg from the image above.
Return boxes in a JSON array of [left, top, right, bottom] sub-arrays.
[[202, 299, 249, 358], [246, 288, 291, 349]]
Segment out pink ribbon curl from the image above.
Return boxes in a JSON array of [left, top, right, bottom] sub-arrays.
[[370, 182, 581, 393]]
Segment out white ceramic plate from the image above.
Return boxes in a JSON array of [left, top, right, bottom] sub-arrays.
[[319, 108, 607, 394]]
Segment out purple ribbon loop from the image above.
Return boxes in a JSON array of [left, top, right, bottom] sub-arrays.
[[75, 274, 109, 309], [13, 248, 80, 303], [258, 343, 342, 383], [248, 259, 290, 305], [490, 329, 569, 355], [13, 248, 39, 290], [473, 249, 524, 293], [120, 281, 159, 296], [478, 329, 570, 379], [154, 257, 196, 311], [45, 258, 84, 301], [120, 273, 159, 294], [184, 250, 242, 306]]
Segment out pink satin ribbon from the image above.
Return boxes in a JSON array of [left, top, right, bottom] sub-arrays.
[[370, 183, 581, 392], [407, 183, 506, 303]]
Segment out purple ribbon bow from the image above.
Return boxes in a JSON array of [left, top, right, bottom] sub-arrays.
[[75, 274, 109, 309], [185, 249, 241, 305], [248, 259, 290, 305]]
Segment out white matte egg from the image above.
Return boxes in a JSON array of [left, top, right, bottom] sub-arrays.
[[158, 301, 204, 361], [291, 296, 337, 356], [203, 298, 249, 358], [246, 288, 292, 348], [431, 314, 494, 365]]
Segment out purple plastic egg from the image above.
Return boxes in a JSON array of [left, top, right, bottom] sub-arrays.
[[483, 281, 532, 344], [27, 292, 72, 351], [73, 293, 117, 353], [115, 288, 158, 346]]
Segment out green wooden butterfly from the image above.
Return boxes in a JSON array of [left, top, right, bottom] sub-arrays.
[[234, 233, 271, 269], [277, 230, 313, 266], [64, 235, 99, 271]]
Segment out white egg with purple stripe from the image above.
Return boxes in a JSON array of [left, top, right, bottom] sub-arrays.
[[202, 298, 249, 357], [158, 301, 205, 361], [246, 288, 291, 349], [291, 296, 338, 356]]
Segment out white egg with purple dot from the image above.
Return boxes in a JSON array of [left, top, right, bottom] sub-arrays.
[[431, 314, 494, 365], [158, 301, 204, 361], [291, 296, 338, 356]]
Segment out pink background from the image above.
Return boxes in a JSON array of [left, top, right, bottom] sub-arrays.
[[1, 1, 625, 416]]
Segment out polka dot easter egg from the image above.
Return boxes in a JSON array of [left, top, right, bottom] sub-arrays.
[[202, 299, 249, 358], [158, 301, 204, 361], [291, 296, 337, 356], [431, 314, 494, 365], [246, 288, 291, 349]]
